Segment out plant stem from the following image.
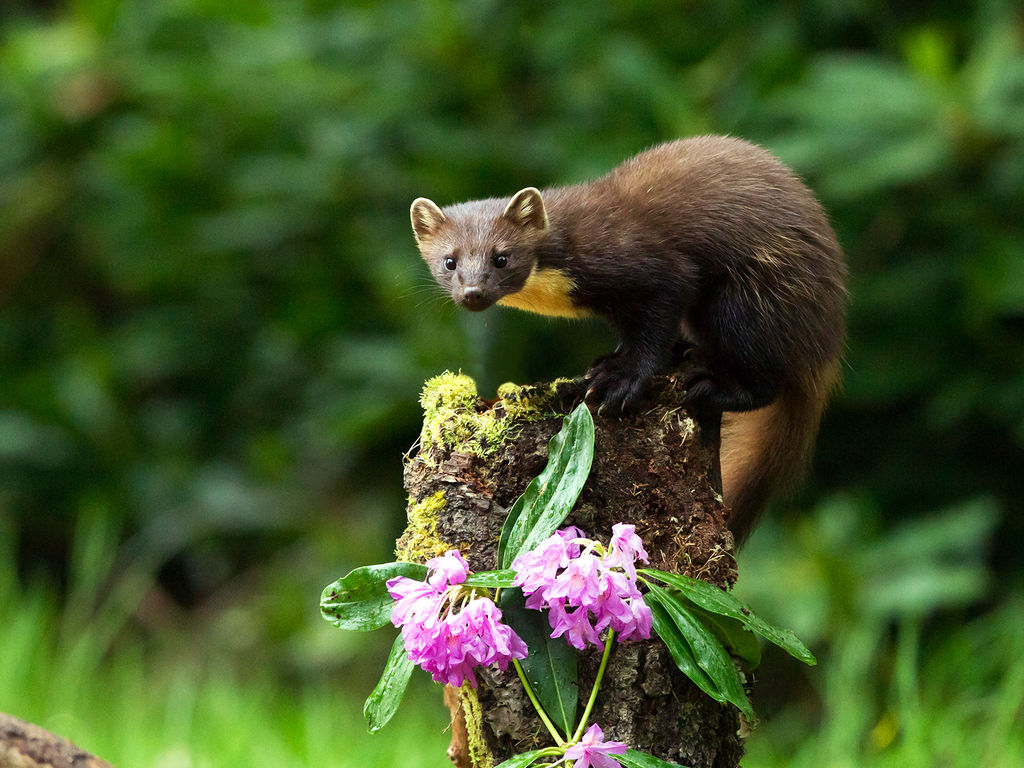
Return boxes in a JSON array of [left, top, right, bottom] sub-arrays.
[[512, 657, 566, 746], [571, 629, 615, 743]]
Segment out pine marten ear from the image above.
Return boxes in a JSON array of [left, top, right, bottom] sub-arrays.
[[410, 198, 447, 244], [502, 187, 548, 231]]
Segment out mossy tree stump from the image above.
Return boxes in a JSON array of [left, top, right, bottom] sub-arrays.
[[398, 372, 744, 768]]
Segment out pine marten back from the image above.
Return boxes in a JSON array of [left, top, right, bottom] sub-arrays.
[[410, 136, 847, 544]]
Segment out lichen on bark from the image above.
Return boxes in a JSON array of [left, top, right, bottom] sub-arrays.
[[400, 371, 744, 768], [395, 489, 451, 563]]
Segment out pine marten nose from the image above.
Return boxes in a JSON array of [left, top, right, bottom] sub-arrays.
[[461, 286, 488, 311]]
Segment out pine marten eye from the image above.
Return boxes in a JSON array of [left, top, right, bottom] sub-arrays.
[[492, 251, 509, 268], [443, 255, 457, 271]]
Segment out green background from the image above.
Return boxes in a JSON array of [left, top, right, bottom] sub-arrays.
[[1, 1, 1022, 766]]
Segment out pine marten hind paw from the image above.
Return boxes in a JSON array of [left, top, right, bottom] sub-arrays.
[[678, 366, 718, 405]]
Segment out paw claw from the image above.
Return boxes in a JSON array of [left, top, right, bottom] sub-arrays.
[[584, 349, 654, 415]]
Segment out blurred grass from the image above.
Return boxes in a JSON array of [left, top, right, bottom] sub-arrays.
[[0, 517, 451, 767], [3, 508, 1021, 767], [744, 595, 1024, 768], [736, 497, 1024, 767]]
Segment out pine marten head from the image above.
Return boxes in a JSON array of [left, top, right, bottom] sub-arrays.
[[410, 188, 548, 312]]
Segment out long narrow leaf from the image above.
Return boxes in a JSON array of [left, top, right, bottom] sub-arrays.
[[321, 562, 428, 631], [683, 603, 762, 670], [500, 590, 578, 737], [646, 591, 725, 705], [619, 749, 692, 768], [493, 749, 552, 768], [363, 633, 415, 732], [645, 583, 754, 721], [498, 403, 595, 569], [462, 569, 516, 589], [641, 569, 815, 665]]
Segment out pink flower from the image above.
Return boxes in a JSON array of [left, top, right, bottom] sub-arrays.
[[388, 577, 442, 626], [425, 549, 470, 587], [564, 724, 627, 768], [548, 599, 603, 650], [511, 526, 653, 649], [604, 523, 649, 580], [387, 552, 527, 688], [618, 594, 653, 642], [589, 572, 636, 632], [545, 551, 604, 609], [511, 527, 582, 597], [458, 597, 528, 668]]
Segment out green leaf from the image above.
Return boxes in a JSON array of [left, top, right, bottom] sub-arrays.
[[320, 562, 428, 631], [640, 570, 815, 665], [363, 633, 416, 732], [619, 748, 692, 767], [492, 749, 551, 768], [500, 590, 578, 737], [644, 583, 754, 721], [498, 402, 595, 569], [683, 604, 762, 670], [646, 591, 726, 706], [497, 495, 521, 570], [462, 569, 516, 589]]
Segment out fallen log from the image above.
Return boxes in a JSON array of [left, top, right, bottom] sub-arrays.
[[0, 713, 115, 768]]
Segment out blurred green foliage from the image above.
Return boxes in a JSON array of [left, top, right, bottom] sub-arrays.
[[1, 0, 1023, 763]]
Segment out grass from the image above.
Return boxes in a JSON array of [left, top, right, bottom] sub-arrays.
[[736, 498, 1024, 768], [743, 597, 1024, 768], [2, 506, 1021, 767], [4, 661, 452, 768], [0, 521, 451, 768], [5, 583, 1021, 768], [2, 582, 453, 767]]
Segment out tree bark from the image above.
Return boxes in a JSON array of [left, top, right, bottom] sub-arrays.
[[398, 372, 744, 768], [0, 713, 115, 768]]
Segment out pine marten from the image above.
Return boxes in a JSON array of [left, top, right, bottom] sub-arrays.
[[410, 136, 846, 544]]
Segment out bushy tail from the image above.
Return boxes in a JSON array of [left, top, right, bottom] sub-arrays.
[[720, 361, 841, 546]]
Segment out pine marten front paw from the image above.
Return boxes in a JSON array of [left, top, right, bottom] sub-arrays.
[[584, 356, 651, 414]]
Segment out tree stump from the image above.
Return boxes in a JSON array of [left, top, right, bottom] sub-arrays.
[[398, 372, 744, 768], [0, 713, 115, 768]]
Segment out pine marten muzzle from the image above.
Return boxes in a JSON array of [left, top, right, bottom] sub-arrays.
[[411, 136, 847, 544]]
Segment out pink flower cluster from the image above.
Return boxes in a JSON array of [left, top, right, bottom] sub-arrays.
[[387, 550, 527, 688], [564, 724, 628, 768], [511, 524, 653, 650]]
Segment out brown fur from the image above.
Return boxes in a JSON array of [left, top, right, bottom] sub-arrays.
[[411, 136, 847, 544], [721, 360, 841, 541]]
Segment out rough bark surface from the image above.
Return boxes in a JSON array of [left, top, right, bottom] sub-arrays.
[[399, 372, 744, 768], [0, 713, 115, 768]]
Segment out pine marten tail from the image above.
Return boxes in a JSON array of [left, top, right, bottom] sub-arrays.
[[720, 360, 842, 546]]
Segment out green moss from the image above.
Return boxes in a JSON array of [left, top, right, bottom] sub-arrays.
[[420, 371, 480, 415], [460, 683, 494, 768], [417, 372, 566, 461], [418, 372, 493, 457], [395, 490, 451, 562], [495, 378, 570, 421]]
